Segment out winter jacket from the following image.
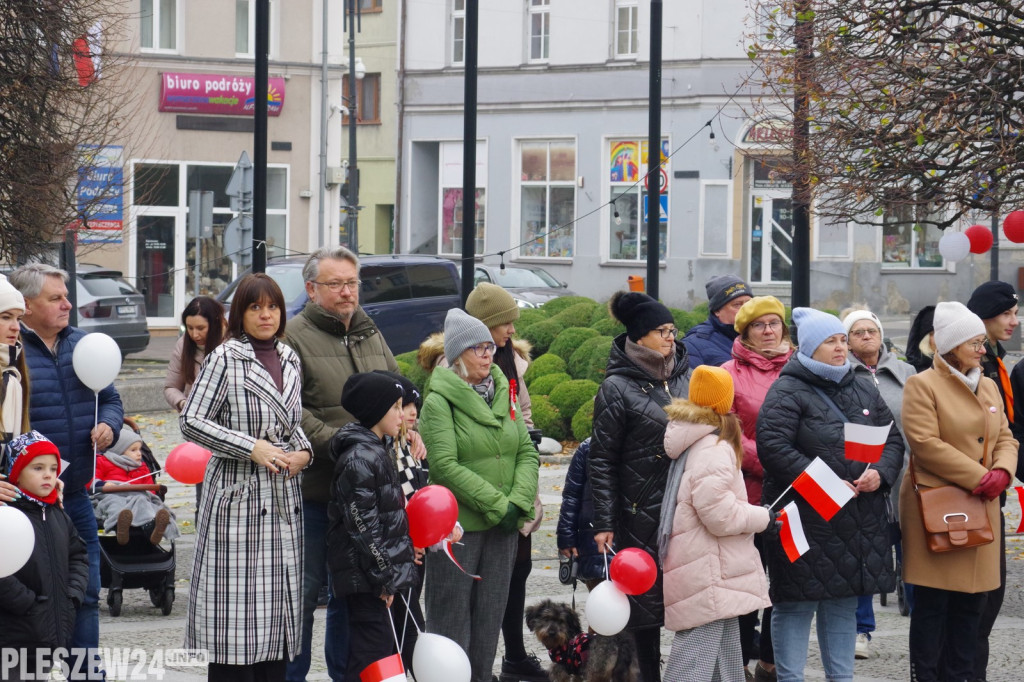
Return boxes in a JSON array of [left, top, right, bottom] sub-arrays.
[[900, 356, 1018, 594], [96, 455, 156, 486], [180, 336, 311, 665], [555, 438, 605, 581], [756, 359, 902, 603], [0, 498, 88, 649], [283, 303, 399, 504], [327, 423, 418, 598], [683, 314, 738, 368], [984, 341, 1024, 482], [721, 337, 793, 505], [164, 335, 205, 410], [21, 324, 124, 493], [661, 400, 771, 631], [419, 364, 538, 532], [590, 335, 691, 628]]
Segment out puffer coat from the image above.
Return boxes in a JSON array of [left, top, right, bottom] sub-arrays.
[[327, 423, 418, 598], [682, 314, 738, 368], [555, 438, 604, 581], [590, 335, 691, 628], [756, 359, 902, 603]]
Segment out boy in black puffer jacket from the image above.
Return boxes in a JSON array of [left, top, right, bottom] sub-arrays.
[[327, 372, 421, 679], [0, 431, 89, 677]]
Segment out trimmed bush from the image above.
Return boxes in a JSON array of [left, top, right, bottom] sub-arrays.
[[583, 337, 615, 383], [548, 327, 600, 361], [677, 310, 707, 335], [395, 360, 411, 378], [531, 394, 567, 441], [523, 353, 568, 386], [568, 335, 614, 379], [517, 308, 549, 329], [693, 301, 710, 316], [551, 301, 598, 329], [541, 296, 597, 316], [590, 302, 611, 325], [572, 400, 595, 441], [395, 351, 429, 391], [521, 319, 564, 355], [549, 380, 600, 424], [590, 317, 626, 337], [528, 372, 572, 397]]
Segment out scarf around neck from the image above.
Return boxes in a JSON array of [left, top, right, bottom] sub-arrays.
[[625, 338, 676, 381], [796, 351, 851, 384], [0, 341, 24, 442], [104, 450, 144, 472]]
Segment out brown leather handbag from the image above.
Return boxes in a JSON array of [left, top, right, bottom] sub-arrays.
[[911, 456, 994, 553]]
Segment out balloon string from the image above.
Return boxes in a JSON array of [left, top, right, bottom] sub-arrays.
[[116, 470, 160, 485], [91, 392, 99, 487], [399, 589, 423, 634], [603, 551, 609, 579], [386, 602, 402, 655]]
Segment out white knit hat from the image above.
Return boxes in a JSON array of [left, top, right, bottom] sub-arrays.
[[0, 275, 25, 314], [933, 301, 986, 355], [843, 310, 884, 340]]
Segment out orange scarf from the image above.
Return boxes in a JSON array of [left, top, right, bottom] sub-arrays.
[[996, 356, 1014, 423]]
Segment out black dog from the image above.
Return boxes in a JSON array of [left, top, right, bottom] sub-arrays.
[[524, 599, 640, 682]]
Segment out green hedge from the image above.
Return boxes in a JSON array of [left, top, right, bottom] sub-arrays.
[[589, 302, 611, 325], [590, 317, 626, 337], [541, 296, 598, 316], [549, 380, 600, 423], [568, 335, 613, 379], [531, 394, 567, 441], [548, 327, 600, 361], [517, 307, 549, 329], [394, 351, 429, 392], [523, 353, 568, 385], [520, 319, 564, 355], [551, 301, 598, 329], [528, 372, 571, 396], [582, 337, 614, 383], [572, 400, 595, 441]]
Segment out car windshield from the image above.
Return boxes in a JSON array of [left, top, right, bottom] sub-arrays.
[[221, 263, 306, 305], [492, 267, 560, 288], [79, 274, 139, 296]]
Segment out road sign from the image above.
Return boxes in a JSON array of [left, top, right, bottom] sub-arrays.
[[188, 190, 214, 239], [643, 194, 669, 223], [644, 168, 669, 193], [223, 215, 253, 268], [225, 151, 254, 213]]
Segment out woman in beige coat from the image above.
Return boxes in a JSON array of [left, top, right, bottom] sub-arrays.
[[900, 301, 1018, 682]]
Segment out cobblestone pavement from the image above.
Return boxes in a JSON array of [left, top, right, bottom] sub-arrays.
[[93, 409, 1024, 681]]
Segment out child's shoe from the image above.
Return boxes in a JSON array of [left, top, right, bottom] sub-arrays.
[[151, 508, 171, 545], [116, 509, 133, 545]]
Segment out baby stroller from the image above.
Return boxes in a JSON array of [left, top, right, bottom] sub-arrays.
[[93, 417, 176, 617]]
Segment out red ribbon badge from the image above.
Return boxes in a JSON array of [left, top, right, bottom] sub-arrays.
[[509, 378, 517, 421]]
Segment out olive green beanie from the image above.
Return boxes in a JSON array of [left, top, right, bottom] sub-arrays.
[[466, 282, 520, 328]]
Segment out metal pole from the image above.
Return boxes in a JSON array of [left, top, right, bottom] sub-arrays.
[[646, 0, 662, 300], [991, 209, 1000, 281], [347, 0, 360, 253], [460, 0, 478, 308], [317, 0, 329, 249], [252, 0, 269, 273], [790, 0, 813, 308]]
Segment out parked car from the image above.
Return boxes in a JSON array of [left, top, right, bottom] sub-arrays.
[[75, 264, 151, 357], [217, 254, 461, 354], [471, 264, 575, 308]]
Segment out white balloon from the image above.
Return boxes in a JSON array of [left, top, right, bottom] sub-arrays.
[[938, 231, 971, 262], [0, 506, 34, 578], [413, 633, 471, 682], [585, 580, 631, 635], [72, 333, 122, 391]]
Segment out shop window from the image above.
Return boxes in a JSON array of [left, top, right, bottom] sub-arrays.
[[441, 188, 485, 255], [607, 138, 668, 262], [882, 200, 945, 268], [437, 141, 487, 256], [518, 140, 575, 258], [140, 0, 177, 51], [699, 181, 730, 256]]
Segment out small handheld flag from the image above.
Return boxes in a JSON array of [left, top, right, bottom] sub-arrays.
[[779, 501, 810, 563], [793, 457, 855, 521], [844, 422, 892, 464]]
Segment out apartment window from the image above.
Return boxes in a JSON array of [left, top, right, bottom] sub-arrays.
[[358, 0, 383, 10], [615, 0, 638, 57], [236, 0, 277, 57], [452, 0, 466, 65], [607, 138, 668, 262], [342, 73, 381, 124], [882, 200, 945, 268], [528, 0, 550, 62], [140, 0, 177, 51], [699, 181, 731, 257], [519, 141, 576, 259]]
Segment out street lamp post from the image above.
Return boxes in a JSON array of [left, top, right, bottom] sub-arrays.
[[344, 0, 365, 252]]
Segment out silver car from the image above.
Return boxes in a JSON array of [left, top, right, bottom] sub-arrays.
[[75, 264, 150, 357]]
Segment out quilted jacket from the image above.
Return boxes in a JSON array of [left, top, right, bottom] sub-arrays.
[[327, 423, 418, 598], [589, 335, 690, 628], [555, 438, 605, 581], [682, 314, 738, 368], [756, 359, 902, 603]]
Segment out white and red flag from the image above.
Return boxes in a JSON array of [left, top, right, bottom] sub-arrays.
[[792, 457, 854, 521], [778, 501, 810, 563], [360, 653, 405, 682], [844, 421, 892, 464]]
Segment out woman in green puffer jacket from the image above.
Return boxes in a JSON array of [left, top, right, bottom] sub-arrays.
[[419, 308, 539, 682]]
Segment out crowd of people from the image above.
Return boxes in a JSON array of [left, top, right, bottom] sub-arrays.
[[1, 249, 1021, 682]]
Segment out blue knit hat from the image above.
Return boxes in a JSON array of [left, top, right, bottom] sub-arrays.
[[793, 307, 847, 358]]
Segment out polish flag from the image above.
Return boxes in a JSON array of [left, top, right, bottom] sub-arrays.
[[779, 501, 810, 563], [360, 654, 405, 682], [792, 457, 855, 521], [845, 421, 892, 463], [1016, 487, 1024, 533]]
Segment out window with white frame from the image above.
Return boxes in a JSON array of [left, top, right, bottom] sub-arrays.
[[699, 181, 731, 256], [519, 140, 576, 258], [140, 0, 177, 51], [881, 199, 945, 268], [438, 142, 487, 256], [452, 0, 466, 65], [815, 216, 851, 259], [528, 0, 550, 62], [236, 0, 277, 58], [615, 0, 638, 58], [607, 138, 668, 262]]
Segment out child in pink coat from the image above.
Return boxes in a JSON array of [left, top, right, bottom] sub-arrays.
[[660, 366, 774, 682]]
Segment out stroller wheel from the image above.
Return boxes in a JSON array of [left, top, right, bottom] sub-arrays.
[[879, 592, 888, 606], [149, 588, 163, 607], [160, 588, 175, 616], [108, 589, 122, 617]]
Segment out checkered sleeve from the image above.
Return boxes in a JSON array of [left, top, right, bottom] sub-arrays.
[[180, 347, 258, 460]]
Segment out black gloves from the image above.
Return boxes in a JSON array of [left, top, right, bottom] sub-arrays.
[[497, 503, 521, 534], [762, 506, 781, 533]]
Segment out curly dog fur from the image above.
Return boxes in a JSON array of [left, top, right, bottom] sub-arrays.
[[524, 599, 640, 682]]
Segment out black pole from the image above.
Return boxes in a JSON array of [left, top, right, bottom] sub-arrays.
[[646, 0, 662, 301], [252, 0, 269, 273], [460, 0, 478, 308], [991, 209, 1000, 281], [347, 0, 361, 253], [63, 229, 79, 327], [790, 0, 813, 308]]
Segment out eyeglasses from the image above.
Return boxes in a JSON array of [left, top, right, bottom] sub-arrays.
[[309, 279, 361, 293], [655, 327, 679, 339], [749, 320, 783, 332], [850, 328, 880, 338], [967, 340, 987, 352], [470, 342, 497, 357]]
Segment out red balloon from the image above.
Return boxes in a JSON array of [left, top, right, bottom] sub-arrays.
[[164, 442, 212, 485], [406, 485, 459, 547], [1004, 211, 1024, 244], [965, 224, 993, 254], [609, 547, 658, 596]]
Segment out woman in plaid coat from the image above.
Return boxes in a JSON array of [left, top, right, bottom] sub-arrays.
[[181, 274, 312, 679]]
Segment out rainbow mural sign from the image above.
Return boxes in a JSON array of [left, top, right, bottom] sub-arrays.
[[159, 72, 286, 116]]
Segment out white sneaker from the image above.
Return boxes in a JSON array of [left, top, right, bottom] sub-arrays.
[[855, 633, 871, 660]]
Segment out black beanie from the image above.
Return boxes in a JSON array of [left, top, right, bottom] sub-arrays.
[[341, 372, 405, 428], [966, 280, 1018, 320], [373, 370, 422, 411], [609, 291, 675, 342]]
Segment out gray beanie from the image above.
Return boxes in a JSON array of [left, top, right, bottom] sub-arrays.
[[444, 308, 494, 363], [933, 301, 986, 355], [107, 426, 143, 457]]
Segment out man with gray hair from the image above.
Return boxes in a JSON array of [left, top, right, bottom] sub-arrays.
[[283, 246, 423, 681], [11, 262, 124, 680]]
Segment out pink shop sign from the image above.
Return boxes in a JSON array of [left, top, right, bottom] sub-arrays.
[[159, 72, 286, 116]]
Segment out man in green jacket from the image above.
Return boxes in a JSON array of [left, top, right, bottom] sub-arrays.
[[283, 245, 424, 682]]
